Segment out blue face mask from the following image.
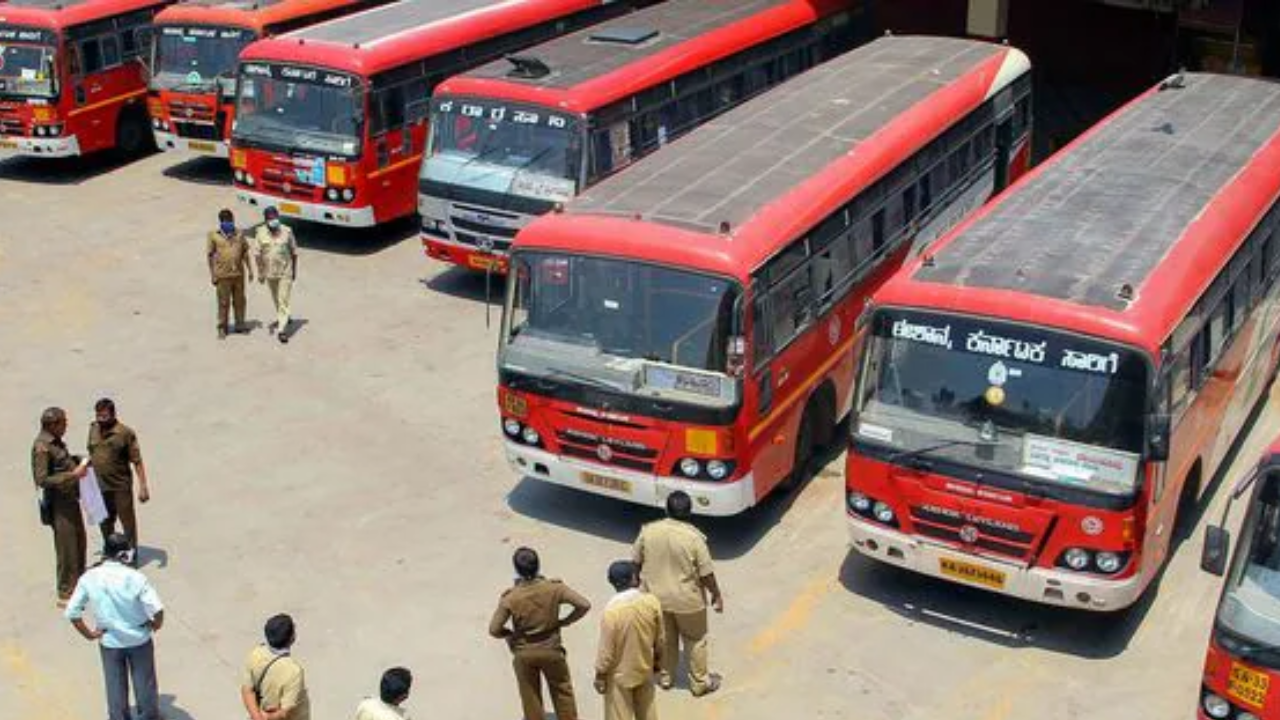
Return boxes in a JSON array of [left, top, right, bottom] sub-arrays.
[[220, 221, 235, 234]]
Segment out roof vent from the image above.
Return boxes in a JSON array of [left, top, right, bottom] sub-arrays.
[[921, 253, 936, 268], [589, 27, 658, 45], [1117, 283, 1135, 303], [718, 221, 731, 235], [506, 55, 550, 79]]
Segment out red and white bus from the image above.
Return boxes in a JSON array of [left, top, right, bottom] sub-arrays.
[[0, 0, 172, 157], [230, 0, 640, 228], [1200, 437, 1280, 720], [148, 0, 387, 158], [496, 36, 1032, 516], [418, 0, 868, 274], [846, 72, 1280, 611]]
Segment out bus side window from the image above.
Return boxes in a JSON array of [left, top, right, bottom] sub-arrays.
[[81, 39, 104, 75], [101, 35, 121, 69]]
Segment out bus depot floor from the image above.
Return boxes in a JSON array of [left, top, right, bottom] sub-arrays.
[[0, 151, 1268, 720]]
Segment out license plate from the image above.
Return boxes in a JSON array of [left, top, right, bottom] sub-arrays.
[[581, 472, 631, 495], [0, 140, 16, 149], [939, 557, 1006, 589], [189, 140, 216, 153], [279, 202, 301, 216], [1229, 662, 1270, 709], [468, 254, 500, 271]]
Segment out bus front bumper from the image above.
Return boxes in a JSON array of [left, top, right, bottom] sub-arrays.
[[504, 441, 755, 516], [423, 235, 508, 273], [848, 515, 1146, 611], [236, 189, 376, 227], [154, 130, 228, 158], [0, 134, 81, 157]]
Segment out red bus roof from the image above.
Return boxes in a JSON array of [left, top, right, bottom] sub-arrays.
[[239, 0, 609, 78], [516, 36, 1028, 280], [876, 73, 1280, 358], [436, 0, 848, 115], [0, 0, 168, 29], [155, 0, 369, 34]]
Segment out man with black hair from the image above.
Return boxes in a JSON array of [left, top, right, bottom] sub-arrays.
[[241, 613, 310, 720], [354, 667, 412, 720], [594, 560, 663, 720], [490, 547, 591, 720], [33, 406, 89, 605], [207, 208, 254, 339], [88, 398, 149, 555], [632, 491, 723, 696]]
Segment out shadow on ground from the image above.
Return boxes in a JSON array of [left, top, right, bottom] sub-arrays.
[[162, 156, 230, 187], [423, 265, 501, 305], [0, 150, 150, 184], [291, 216, 417, 257]]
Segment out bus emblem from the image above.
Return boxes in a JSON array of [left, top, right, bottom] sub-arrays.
[[596, 444, 614, 462], [959, 525, 979, 544]]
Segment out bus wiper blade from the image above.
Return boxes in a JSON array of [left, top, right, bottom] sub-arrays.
[[886, 439, 989, 466], [543, 366, 628, 393]]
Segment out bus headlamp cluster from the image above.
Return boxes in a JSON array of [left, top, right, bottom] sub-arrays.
[[1057, 548, 1128, 575], [325, 187, 355, 203], [152, 118, 170, 131], [232, 169, 256, 187], [847, 492, 898, 527], [33, 124, 62, 137], [1201, 691, 1232, 719], [674, 458, 734, 481], [502, 418, 541, 448]]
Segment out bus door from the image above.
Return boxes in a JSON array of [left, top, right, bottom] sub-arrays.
[[369, 78, 427, 218]]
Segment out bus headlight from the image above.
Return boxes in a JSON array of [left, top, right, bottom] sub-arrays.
[[502, 419, 522, 437], [1062, 548, 1091, 571], [325, 188, 339, 201], [234, 169, 246, 183], [679, 458, 701, 478], [244, 174, 255, 187], [341, 188, 354, 201], [1094, 551, 1123, 574], [872, 501, 895, 524], [521, 426, 540, 446], [848, 492, 872, 513], [1202, 693, 1230, 719], [706, 460, 728, 480]]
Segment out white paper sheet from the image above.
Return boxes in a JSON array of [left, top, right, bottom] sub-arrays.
[[80, 468, 108, 526]]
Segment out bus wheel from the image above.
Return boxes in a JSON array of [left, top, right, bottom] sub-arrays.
[[780, 385, 835, 493], [115, 107, 152, 157], [1174, 463, 1202, 543]]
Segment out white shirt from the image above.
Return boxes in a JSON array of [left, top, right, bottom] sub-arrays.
[[354, 698, 408, 720], [64, 560, 163, 649]]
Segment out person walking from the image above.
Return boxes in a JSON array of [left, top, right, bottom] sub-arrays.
[[632, 491, 723, 696], [489, 547, 591, 720], [354, 667, 412, 720], [88, 398, 149, 557], [32, 406, 89, 606], [65, 533, 164, 720], [254, 207, 298, 344], [208, 208, 254, 339], [594, 560, 663, 720], [241, 614, 310, 720]]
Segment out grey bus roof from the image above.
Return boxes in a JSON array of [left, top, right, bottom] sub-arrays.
[[295, 0, 496, 46], [462, 0, 795, 90], [914, 73, 1280, 311], [570, 35, 1006, 234]]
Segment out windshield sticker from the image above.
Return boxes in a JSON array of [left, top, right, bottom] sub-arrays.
[[436, 99, 572, 130], [987, 361, 1009, 386], [891, 318, 953, 348], [1021, 434, 1138, 490], [186, 71, 202, 85], [1061, 349, 1120, 375], [0, 28, 54, 44], [240, 63, 354, 88], [510, 173, 574, 202], [642, 364, 723, 400], [857, 422, 893, 443], [966, 330, 1046, 363], [983, 386, 1006, 407]]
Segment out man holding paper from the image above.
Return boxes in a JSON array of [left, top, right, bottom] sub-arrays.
[[31, 406, 89, 606]]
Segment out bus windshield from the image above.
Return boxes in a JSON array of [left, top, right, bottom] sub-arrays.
[[234, 63, 362, 157], [426, 98, 580, 202], [152, 27, 254, 95], [1218, 473, 1280, 653], [857, 309, 1149, 496], [0, 40, 57, 98], [501, 252, 741, 406]]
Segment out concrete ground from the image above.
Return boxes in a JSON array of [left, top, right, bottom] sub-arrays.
[[0, 150, 1271, 720]]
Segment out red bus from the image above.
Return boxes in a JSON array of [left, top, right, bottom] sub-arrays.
[[230, 0, 639, 228], [418, 0, 869, 274], [496, 36, 1032, 516], [846, 72, 1280, 611], [148, 0, 387, 159], [0, 0, 173, 157], [1200, 438, 1280, 720]]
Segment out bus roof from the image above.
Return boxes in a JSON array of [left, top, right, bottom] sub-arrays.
[[438, 0, 844, 114], [518, 36, 1025, 278], [239, 0, 603, 78], [881, 73, 1280, 355], [0, 0, 166, 28], [155, 0, 359, 34]]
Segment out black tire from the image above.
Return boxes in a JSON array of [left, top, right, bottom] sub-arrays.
[[115, 108, 151, 157], [780, 406, 817, 493], [1173, 465, 1201, 543]]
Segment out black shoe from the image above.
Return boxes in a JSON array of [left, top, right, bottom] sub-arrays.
[[232, 325, 249, 335], [278, 332, 289, 344], [217, 327, 227, 340]]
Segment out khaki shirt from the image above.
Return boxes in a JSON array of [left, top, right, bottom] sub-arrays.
[[32, 430, 79, 500], [240, 646, 310, 720], [489, 577, 590, 653], [87, 421, 141, 492], [632, 518, 714, 614], [595, 589, 664, 688], [208, 230, 250, 280], [354, 698, 408, 720], [255, 224, 297, 280]]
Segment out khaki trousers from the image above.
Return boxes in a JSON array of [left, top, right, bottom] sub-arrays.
[[51, 497, 86, 599], [659, 609, 710, 693], [99, 488, 137, 552], [604, 680, 656, 720], [215, 276, 246, 329], [266, 277, 293, 331], [512, 647, 578, 720]]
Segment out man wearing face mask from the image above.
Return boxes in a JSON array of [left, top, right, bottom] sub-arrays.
[[254, 207, 298, 344], [88, 398, 148, 559], [207, 208, 254, 339]]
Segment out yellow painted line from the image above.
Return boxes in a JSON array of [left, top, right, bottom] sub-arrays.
[[67, 89, 147, 118], [368, 152, 422, 179], [748, 574, 836, 657], [748, 335, 856, 442]]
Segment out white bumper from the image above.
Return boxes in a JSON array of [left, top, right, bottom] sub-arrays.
[[236, 189, 376, 227], [0, 134, 81, 157], [154, 130, 228, 158], [505, 441, 756, 517], [847, 515, 1147, 611]]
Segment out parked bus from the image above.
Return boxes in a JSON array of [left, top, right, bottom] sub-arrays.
[[230, 0, 639, 228], [496, 36, 1032, 516], [1200, 438, 1280, 720], [418, 0, 869, 274], [148, 0, 387, 158], [846, 72, 1280, 611], [0, 0, 173, 157]]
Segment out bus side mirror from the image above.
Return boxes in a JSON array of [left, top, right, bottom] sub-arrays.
[[1202, 525, 1230, 576], [1146, 413, 1171, 462]]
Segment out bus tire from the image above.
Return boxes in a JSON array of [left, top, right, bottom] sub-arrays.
[[115, 106, 152, 157], [1174, 462, 1202, 542], [780, 384, 836, 493]]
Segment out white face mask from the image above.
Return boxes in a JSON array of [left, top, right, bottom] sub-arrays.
[[267, 219, 281, 230]]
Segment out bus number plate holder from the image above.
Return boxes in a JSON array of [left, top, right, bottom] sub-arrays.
[[279, 202, 302, 216], [189, 141, 216, 153], [1229, 663, 1269, 708], [582, 472, 631, 495], [0, 140, 15, 149], [938, 557, 1006, 590]]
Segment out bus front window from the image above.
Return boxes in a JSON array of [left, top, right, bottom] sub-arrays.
[[234, 67, 363, 157], [152, 27, 254, 96], [0, 40, 58, 98], [1218, 474, 1280, 655]]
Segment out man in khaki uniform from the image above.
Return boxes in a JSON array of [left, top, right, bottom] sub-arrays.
[[254, 207, 298, 344], [208, 208, 254, 339], [595, 560, 664, 720], [241, 614, 310, 720], [88, 398, 149, 556], [32, 407, 89, 605], [632, 491, 723, 696], [489, 547, 591, 720]]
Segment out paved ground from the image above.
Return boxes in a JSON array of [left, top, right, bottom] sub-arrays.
[[0, 149, 1272, 720]]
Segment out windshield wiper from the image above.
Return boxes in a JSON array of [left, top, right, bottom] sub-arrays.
[[542, 366, 629, 393], [886, 439, 992, 468]]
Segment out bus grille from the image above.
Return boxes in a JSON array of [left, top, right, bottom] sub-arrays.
[[173, 121, 219, 141], [910, 505, 1035, 560], [556, 429, 658, 474], [0, 115, 24, 136], [167, 100, 215, 123]]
